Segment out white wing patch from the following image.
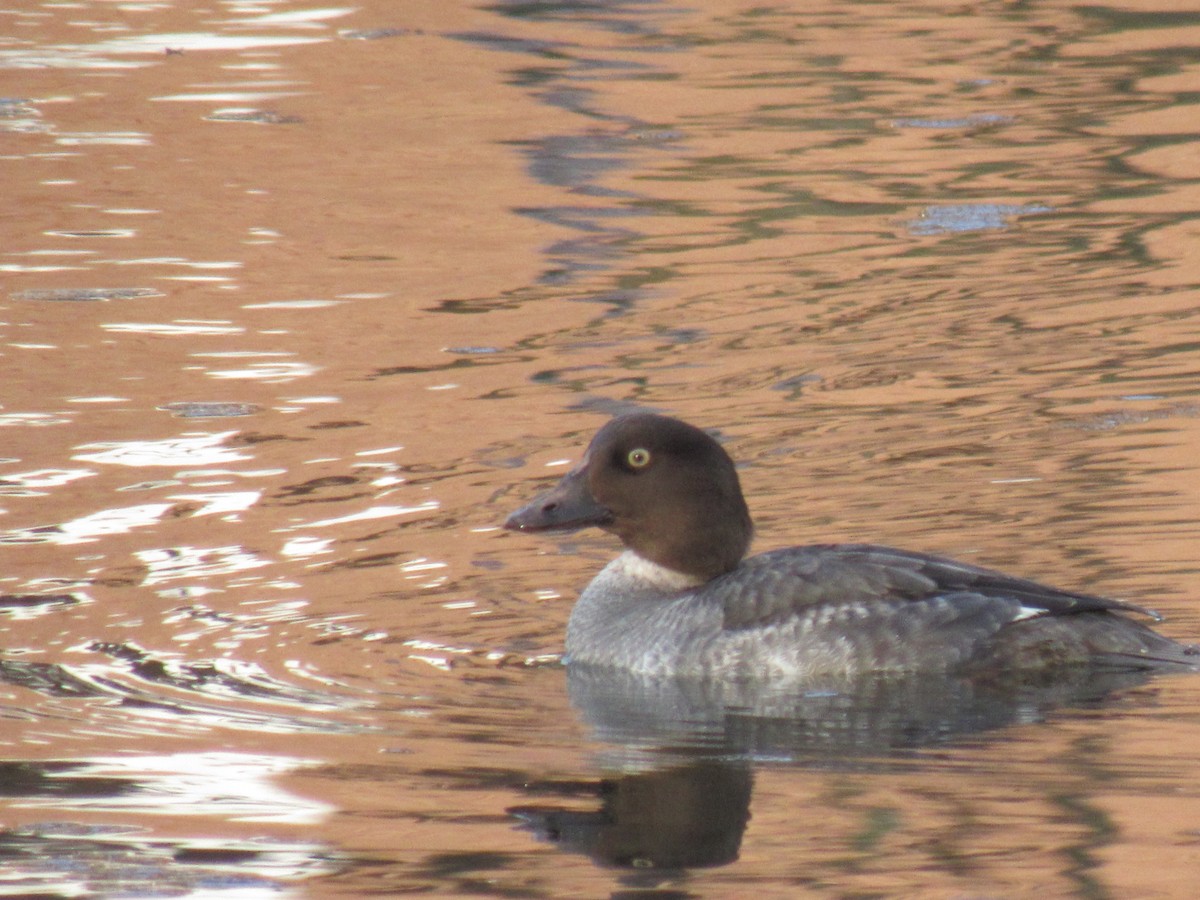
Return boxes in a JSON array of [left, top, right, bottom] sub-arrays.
[[1013, 604, 1048, 622]]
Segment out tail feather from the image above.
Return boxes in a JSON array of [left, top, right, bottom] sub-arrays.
[[974, 613, 1200, 674]]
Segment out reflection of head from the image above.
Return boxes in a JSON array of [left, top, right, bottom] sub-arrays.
[[510, 760, 752, 872]]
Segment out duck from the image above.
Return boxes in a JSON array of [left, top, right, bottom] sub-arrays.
[[504, 412, 1199, 679]]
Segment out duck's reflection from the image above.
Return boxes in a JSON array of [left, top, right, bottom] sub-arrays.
[[509, 664, 1158, 872], [513, 759, 751, 872]]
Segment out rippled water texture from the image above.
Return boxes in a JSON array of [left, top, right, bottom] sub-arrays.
[[4, 0, 1200, 896]]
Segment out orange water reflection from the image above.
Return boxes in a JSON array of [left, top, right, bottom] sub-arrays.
[[3, 0, 1200, 895]]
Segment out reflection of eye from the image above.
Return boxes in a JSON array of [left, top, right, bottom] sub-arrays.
[[627, 448, 651, 469]]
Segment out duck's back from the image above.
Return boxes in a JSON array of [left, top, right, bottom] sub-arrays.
[[566, 544, 1200, 679]]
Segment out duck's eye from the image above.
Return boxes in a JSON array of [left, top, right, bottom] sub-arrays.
[[626, 447, 652, 469]]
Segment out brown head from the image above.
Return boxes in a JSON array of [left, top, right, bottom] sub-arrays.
[[504, 413, 753, 582]]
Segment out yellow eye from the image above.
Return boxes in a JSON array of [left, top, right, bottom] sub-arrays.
[[627, 448, 651, 469]]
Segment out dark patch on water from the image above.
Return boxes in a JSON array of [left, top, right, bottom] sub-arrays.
[[307, 420, 368, 430], [340, 27, 422, 39], [159, 401, 262, 418], [12, 287, 160, 302], [1065, 402, 1200, 432], [0, 593, 82, 613], [0, 761, 135, 798], [908, 203, 1052, 235], [892, 113, 1013, 129]]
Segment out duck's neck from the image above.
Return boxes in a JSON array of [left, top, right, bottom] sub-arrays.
[[612, 506, 753, 582], [611, 550, 709, 592]]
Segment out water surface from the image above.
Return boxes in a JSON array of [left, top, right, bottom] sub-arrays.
[[3, 0, 1200, 896]]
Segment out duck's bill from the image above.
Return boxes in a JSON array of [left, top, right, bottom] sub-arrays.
[[503, 469, 613, 533]]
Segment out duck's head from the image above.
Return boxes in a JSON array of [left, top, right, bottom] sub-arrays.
[[504, 412, 753, 582]]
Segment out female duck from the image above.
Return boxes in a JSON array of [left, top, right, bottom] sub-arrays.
[[504, 412, 1198, 679]]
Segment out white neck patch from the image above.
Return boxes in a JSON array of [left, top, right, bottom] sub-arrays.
[[612, 550, 705, 592]]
